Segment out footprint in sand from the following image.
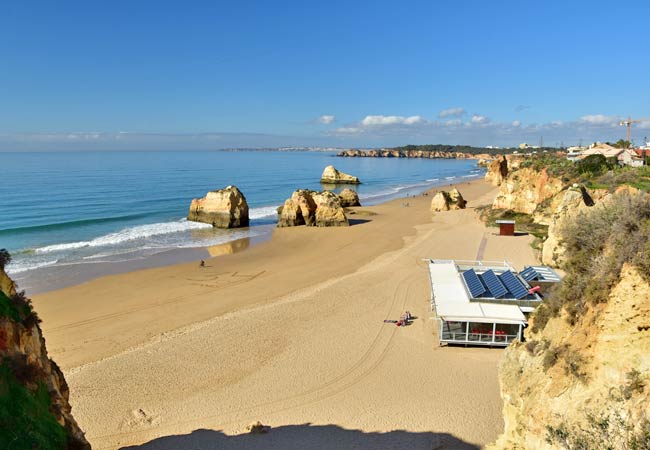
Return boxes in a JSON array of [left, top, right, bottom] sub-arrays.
[[122, 408, 161, 429]]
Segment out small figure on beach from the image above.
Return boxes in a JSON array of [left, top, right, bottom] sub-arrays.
[[199, 260, 205, 267]]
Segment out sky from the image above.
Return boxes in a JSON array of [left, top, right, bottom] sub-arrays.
[[1, 0, 649, 151]]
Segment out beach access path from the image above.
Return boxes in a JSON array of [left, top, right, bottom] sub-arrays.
[[33, 179, 538, 450]]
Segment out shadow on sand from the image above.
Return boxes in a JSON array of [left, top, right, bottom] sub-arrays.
[[348, 218, 372, 226], [119, 423, 480, 450]]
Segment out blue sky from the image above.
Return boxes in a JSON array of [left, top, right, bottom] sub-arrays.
[[1, 0, 649, 150]]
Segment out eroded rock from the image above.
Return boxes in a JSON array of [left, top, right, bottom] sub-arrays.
[[320, 165, 360, 184], [188, 185, 249, 228]]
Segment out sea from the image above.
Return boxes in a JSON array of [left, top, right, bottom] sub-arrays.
[[0, 150, 484, 292]]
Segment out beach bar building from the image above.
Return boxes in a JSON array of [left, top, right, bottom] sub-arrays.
[[427, 260, 544, 347]]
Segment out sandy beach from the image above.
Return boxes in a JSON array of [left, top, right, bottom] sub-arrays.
[[33, 179, 538, 450]]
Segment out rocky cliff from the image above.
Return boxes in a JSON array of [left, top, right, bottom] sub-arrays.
[[188, 185, 249, 228], [492, 167, 564, 215], [0, 266, 91, 450], [485, 155, 509, 186], [337, 149, 488, 159], [540, 185, 611, 266], [490, 190, 650, 450]]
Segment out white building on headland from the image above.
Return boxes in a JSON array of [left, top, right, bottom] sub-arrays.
[[427, 260, 560, 347], [566, 142, 644, 166]]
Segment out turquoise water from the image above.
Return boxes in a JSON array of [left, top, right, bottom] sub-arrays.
[[0, 150, 483, 276]]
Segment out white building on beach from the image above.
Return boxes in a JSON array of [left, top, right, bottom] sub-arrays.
[[427, 260, 559, 347]]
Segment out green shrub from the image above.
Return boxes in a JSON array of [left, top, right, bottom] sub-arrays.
[[0, 248, 10, 270], [537, 192, 650, 331], [542, 345, 565, 371], [564, 350, 588, 382], [546, 411, 650, 450], [576, 154, 614, 176], [0, 363, 68, 450]]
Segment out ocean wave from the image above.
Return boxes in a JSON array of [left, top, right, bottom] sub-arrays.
[[0, 213, 152, 235], [444, 176, 456, 180], [249, 205, 279, 219], [6, 258, 59, 274], [34, 219, 213, 254]]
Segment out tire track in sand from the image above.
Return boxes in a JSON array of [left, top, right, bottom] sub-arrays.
[[91, 272, 418, 448]]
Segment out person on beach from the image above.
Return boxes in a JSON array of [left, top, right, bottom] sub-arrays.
[[199, 260, 205, 267]]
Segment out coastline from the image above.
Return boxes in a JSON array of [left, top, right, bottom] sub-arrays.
[[16, 173, 484, 295], [32, 178, 539, 449]]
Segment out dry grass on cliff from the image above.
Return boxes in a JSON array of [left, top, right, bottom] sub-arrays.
[[531, 191, 650, 333]]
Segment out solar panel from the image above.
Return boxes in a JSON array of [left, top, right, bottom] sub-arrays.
[[462, 269, 486, 298], [499, 271, 529, 299], [519, 267, 539, 282], [480, 269, 508, 298]]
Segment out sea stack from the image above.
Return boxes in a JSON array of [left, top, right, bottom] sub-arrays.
[[338, 188, 361, 207], [277, 189, 349, 227], [312, 191, 350, 226], [277, 189, 318, 227], [188, 185, 249, 228], [320, 165, 361, 184], [430, 188, 467, 212]]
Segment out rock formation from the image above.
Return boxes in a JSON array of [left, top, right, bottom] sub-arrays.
[[320, 165, 360, 184], [492, 266, 650, 448], [541, 185, 637, 267], [492, 168, 564, 215], [312, 191, 350, 226], [490, 190, 650, 449], [430, 188, 467, 212], [337, 149, 484, 159], [484, 155, 508, 186], [188, 185, 249, 228], [277, 189, 317, 227], [0, 266, 91, 449], [277, 190, 349, 227], [338, 188, 361, 207]]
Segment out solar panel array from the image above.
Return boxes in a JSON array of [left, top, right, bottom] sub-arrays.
[[499, 271, 529, 299], [462, 269, 486, 298], [519, 266, 539, 282], [481, 269, 508, 298]]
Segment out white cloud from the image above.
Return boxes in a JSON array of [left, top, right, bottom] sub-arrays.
[[333, 127, 362, 134], [438, 107, 465, 118], [471, 114, 489, 124], [317, 115, 335, 125], [511, 120, 521, 127], [579, 114, 619, 125], [361, 115, 424, 126], [445, 119, 462, 127]]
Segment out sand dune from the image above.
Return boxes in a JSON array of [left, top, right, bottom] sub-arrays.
[[33, 180, 538, 449]]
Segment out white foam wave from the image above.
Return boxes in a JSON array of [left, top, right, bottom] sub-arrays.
[[6, 258, 59, 274], [249, 205, 279, 219], [445, 176, 456, 180], [35, 219, 213, 254]]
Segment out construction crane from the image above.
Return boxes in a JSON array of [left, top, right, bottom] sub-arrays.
[[619, 116, 650, 143]]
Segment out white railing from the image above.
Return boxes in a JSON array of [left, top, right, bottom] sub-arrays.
[[441, 331, 518, 345]]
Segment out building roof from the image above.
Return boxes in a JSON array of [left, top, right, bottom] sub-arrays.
[[435, 302, 526, 325], [428, 260, 531, 325], [582, 146, 625, 158], [520, 265, 562, 282]]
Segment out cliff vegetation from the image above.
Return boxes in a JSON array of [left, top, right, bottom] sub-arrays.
[[0, 251, 90, 450], [490, 188, 650, 449]]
